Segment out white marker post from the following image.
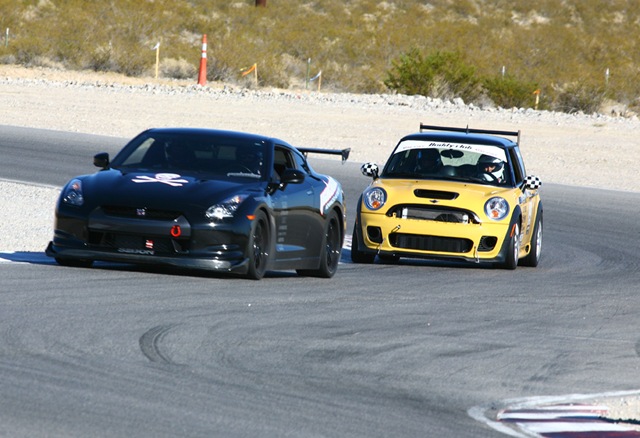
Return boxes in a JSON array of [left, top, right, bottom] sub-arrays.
[[152, 42, 160, 79]]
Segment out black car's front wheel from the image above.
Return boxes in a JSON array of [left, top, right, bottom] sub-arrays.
[[297, 210, 342, 278], [245, 210, 270, 280]]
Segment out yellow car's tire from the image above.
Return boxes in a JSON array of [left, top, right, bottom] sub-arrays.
[[520, 212, 542, 267], [351, 224, 375, 264], [501, 222, 520, 270]]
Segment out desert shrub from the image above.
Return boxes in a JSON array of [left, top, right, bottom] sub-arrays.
[[105, 43, 151, 77], [160, 58, 196, 80], [234, 57, 290, 89], [253, 56, 290, 89], [205, 57, 237, 84], [483, 74, 539, 109], [384, 49, 481, 103], [11, 37, 48, 67], [552, 82, 606, 114], [0, 54, 17, 65], [86, 45, 116, 72]]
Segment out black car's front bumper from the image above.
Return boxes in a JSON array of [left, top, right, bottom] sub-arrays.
[[46, 206, 254, 274], [46, 241, 249, 272]]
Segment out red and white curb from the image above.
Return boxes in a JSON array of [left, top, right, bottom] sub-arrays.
[[497, 404, 640, 437], [469, 391, 640, 437]]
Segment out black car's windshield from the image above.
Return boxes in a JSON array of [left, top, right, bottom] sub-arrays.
[[110, 132, 267, 180], [381, 140, 512, 186]]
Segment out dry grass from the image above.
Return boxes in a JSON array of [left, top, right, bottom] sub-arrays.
[[1, 0, 639, 112]]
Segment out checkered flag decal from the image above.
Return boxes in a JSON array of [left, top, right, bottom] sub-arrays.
[[361, 162, 378, 177], [525, 175, 542, 190]]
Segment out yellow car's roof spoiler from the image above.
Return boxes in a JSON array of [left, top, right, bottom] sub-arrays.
[[419, 123, 521, 146]]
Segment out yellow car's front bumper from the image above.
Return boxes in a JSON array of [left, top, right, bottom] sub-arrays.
[[357, 211, 513, 263]]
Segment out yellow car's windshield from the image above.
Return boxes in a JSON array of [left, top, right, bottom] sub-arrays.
[[382, 141, 511, 186]]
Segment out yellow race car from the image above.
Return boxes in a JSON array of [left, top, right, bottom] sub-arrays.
[[351, 123, 542, 269]]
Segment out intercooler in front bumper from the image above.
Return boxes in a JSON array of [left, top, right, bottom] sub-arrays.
[[370, 204, 498, 254]]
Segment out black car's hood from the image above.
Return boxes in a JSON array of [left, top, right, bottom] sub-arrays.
[[80, 169, 263, 210]]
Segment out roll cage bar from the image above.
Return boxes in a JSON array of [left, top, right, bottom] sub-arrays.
[[419, 123, 520, 146]]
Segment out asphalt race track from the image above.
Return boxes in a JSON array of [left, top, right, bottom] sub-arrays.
[[2, 125, 640, 437]]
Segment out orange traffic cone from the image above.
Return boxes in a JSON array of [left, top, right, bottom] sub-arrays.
[[197, 34, 207, 86]]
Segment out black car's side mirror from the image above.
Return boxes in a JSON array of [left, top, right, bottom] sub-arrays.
[[93, 152, 110, 170], [280, 168, 305, 185]]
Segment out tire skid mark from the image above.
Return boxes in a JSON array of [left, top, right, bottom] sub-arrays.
[[139, 324, 180, 365]]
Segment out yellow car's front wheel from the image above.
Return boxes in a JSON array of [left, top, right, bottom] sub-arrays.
[[351, 224, 375, 264], [501, 222, 520, 270], [520, 211, 543, 267]]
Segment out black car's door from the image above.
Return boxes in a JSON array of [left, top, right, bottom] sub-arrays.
[[270, 145, 322, 261]]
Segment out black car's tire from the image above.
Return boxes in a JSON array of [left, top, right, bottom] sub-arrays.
[[297, 210, 342, 278], [520, 212, 542, 267], [350, 224, 375, 264], [55, 257, 93, 268], [246, 210, 270, 280], [500, 222, 520, 270]]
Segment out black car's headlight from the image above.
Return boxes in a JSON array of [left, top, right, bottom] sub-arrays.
[[363, 187, 387, 211], [484, 197, 509, 221], [62, 179, 84, 206], [206, 194, 248, 221]]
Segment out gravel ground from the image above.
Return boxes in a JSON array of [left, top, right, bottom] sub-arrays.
[[0, 180, 58, 252], [2, 65, 640, 423]]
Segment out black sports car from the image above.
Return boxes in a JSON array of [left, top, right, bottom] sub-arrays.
[[46, 128, 349, 279]]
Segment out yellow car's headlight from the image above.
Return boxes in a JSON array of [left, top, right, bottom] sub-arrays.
[[363, 187, 387, 211], [484, 197, 509, 220]]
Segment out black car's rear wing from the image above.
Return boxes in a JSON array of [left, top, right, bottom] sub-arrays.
[[297, 147, 351, 163], [419, 123, 520, 146]]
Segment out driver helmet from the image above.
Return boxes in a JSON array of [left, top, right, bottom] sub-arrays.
[[416, 149, 442, 173], [239, 149, 263, 174], [477, 154, 504, 180], [165, 142, 195, 168]]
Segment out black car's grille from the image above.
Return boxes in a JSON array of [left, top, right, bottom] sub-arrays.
[[102, 205, 183, 221], [390, 233, 473, 253], [386, 204, 478, 224], [88, 232, 189, 254]]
